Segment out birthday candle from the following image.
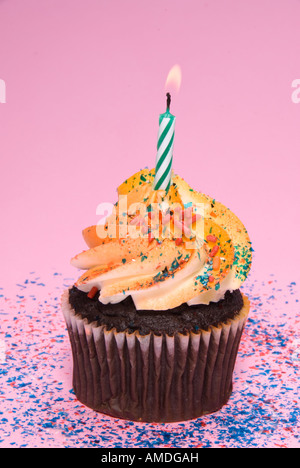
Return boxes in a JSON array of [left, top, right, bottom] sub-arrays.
[[153, 93, 176, 192]]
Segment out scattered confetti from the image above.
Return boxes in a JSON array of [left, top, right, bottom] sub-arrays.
[[0, 270, 299, 448]]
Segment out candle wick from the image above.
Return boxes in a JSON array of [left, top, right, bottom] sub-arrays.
[[166, 93, 171, 111]]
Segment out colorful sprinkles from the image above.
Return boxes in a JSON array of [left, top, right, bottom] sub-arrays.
[[0, 270, 299, 448], [87, 287, 98, 299]]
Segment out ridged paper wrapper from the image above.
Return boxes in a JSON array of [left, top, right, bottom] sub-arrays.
[[61, 290, 250, 422]]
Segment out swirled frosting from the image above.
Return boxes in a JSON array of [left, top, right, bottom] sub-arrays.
[[71, 169, 252, 310]]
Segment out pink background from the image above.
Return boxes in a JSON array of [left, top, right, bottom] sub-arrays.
[[0, 0, 300, 287]]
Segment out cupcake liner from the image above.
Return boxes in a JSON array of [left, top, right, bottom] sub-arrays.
[[61, 290, 250, 422]]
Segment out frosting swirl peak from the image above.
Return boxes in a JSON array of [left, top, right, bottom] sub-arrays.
[[71, 169, 252, 310]]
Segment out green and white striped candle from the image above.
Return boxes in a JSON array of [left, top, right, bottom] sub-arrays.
[[153, 93, 176, 192]]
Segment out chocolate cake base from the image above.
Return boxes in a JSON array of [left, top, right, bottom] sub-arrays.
[[69, 286, 244, 335], [62, 289, 250, 422]]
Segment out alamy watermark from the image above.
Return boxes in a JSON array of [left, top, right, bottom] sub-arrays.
[[0, 339, 6, 364], [291, 337, 300, 363], [95, 196, 206, 250], [0, 79, 6, 104], [291, 79, 300, 104]]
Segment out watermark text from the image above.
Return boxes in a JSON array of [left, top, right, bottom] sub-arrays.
[[0, 79, 6, 104], [0, 339, 6, 364], [95, 196, 206, 249], [291, 79, 300, 104]]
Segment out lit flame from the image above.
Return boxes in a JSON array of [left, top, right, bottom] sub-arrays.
[[165, 65, 182, 94]]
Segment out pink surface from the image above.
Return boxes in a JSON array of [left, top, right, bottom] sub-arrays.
[[0, 272, 299, 448], [0, 0, 299, 448]]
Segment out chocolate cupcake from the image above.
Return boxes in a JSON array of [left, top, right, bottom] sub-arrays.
[[62, 168, 252, 422]]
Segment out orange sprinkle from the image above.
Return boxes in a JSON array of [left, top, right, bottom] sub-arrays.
[[209, 245, 219, 257], [175, 238, 183, 246], [191, 213, 202, 224], [208, 276, 215, 283], [206, 234, 217, 243], [213, 256, 221, 270], [87, 287, 98, 299], [148, 211, 156, 221], [148, 231, 155, 244], [210, 211, 217, 218]]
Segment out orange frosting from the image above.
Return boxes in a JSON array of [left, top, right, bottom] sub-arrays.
[[71, 168, 252, 310]]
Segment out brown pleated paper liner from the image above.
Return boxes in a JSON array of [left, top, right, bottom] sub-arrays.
[[61, 290, 250, 422]]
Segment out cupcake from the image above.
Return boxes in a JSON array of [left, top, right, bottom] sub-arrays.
[[61, 168, 252, 422]]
